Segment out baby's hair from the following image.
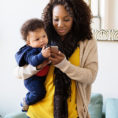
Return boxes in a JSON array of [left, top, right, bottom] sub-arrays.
[[21, 18, 44, 41]]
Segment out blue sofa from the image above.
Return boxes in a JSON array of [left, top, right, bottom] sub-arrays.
[[4, 93, 118, 118], [105, 98, 118, 118]]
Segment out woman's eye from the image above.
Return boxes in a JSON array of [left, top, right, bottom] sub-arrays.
[[54, 19, 59, 22], [64, 19, 70, 22]]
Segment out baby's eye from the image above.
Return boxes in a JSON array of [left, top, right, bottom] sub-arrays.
[[35, 38, 40, 41], [43, 35, 46, 38]]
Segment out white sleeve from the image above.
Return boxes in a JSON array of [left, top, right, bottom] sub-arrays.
[[14, 65, 39, 80]]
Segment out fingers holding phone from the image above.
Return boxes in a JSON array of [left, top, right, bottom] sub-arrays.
[[50, 46, 59, 53], [49, 46, 65, 65]]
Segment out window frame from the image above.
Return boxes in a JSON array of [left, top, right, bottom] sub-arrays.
[[85, 0, 101, 29]]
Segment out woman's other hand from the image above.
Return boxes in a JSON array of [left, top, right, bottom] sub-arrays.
[[36, 59, 50, 70], [49, 51, 65, 65]]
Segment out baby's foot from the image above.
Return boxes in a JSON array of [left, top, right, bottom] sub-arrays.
[[20, 98, 29, 112]]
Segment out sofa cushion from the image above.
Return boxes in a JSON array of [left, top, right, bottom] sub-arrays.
[[4, 112, 27, 118], [106, 98, 118, 118], [88, 93, 103, 118]]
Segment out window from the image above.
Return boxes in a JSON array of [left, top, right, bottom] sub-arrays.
[[84, 0, 101, 29]]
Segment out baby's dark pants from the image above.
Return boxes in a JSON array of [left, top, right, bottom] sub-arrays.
[[24, 75, 46, 105]]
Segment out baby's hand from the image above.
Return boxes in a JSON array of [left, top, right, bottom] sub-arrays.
[[41, 46, 51, 58]]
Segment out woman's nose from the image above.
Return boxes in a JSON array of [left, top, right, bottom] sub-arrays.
[[58, 20, 64, 27]]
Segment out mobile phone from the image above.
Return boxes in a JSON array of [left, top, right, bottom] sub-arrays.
[[50, 46, 59, 53]]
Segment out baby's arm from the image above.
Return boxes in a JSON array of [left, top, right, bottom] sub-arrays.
[[26, 47, 50, 66]]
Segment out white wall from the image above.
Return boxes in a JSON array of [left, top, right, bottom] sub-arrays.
[[92, 41, 118, 99], [0, 0, 118, 117], [0, 0, 49, 117]]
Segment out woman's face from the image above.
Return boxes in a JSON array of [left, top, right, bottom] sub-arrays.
[[52, 5, 73, 37]]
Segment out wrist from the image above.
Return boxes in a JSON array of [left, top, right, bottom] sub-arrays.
[[55, 57, 67, 67], [36, 64, 42, 70]]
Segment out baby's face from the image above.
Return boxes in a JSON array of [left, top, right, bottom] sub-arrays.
[[27, 28, 48, 48]]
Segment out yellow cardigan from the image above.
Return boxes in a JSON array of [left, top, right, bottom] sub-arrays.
[[27, 48, 80, 118]]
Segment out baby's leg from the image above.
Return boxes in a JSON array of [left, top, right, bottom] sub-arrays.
[[24, 75, 46, 105]]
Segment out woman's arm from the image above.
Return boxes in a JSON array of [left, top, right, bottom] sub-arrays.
[[49, 39, 98, 84], [14, 60, 50, 79], [55, 57, 97, 85]]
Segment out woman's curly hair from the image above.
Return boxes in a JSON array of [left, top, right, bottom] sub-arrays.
[[42, 0, 92, 43]]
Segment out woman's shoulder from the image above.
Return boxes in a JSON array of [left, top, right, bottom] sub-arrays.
[[80, 37, 97, 47]]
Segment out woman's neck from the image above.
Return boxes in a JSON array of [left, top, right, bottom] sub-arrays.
[[61, 36, 66, 41]]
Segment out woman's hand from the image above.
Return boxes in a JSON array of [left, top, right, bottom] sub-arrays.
[[49, 51, 65, 65], [36, 59, 50, 70]]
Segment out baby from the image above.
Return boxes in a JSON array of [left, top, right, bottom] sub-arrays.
[[15, 18, 50, 111]]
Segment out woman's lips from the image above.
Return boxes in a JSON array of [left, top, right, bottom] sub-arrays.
[[57, 29, 65, 33]]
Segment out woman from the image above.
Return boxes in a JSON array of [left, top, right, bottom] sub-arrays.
[[15, 0, 98, 118]]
